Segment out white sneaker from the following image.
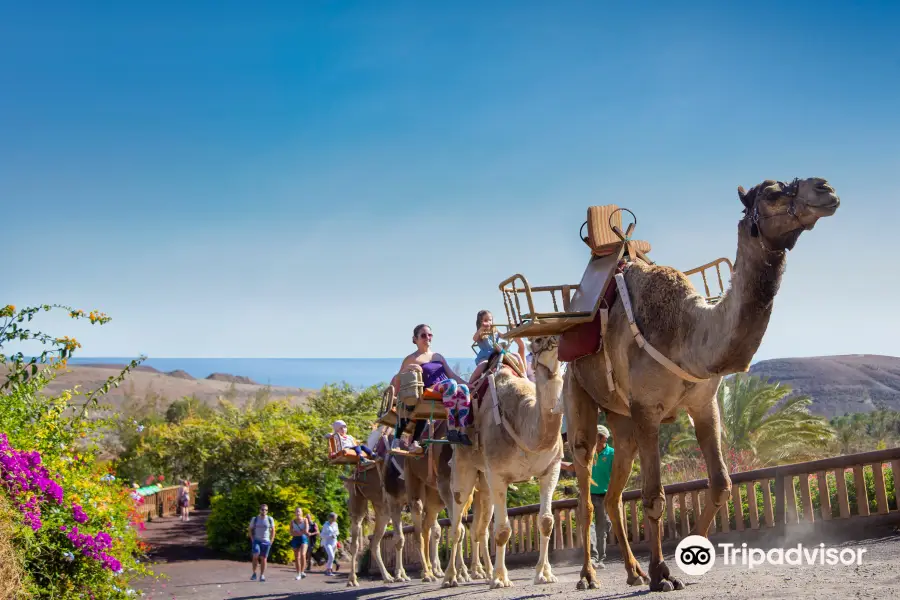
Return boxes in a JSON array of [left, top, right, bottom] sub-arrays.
[[301, 572, 307, 578], [260, 575, 266, 582], [296, 574, 302, 580]]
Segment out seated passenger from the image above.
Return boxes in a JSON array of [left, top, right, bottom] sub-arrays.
[[328, 420, 375, 465], [468, 310, 526, 386], [392, 323, 474, 448]]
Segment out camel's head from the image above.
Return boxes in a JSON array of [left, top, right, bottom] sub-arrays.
[[737, 177, 840, 251], [529, 336, 561, 377]]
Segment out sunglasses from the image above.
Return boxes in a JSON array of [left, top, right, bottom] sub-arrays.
[[419, 333, 433, 339]]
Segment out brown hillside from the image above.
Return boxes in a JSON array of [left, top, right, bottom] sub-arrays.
[[749, 354, 900, 418], [0, 364, 313, 411]]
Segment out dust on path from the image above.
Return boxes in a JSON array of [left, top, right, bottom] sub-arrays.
[[135, 511, 900, 600]]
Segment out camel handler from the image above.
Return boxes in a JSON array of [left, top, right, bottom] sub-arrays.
[[589, 424, 614, 569]]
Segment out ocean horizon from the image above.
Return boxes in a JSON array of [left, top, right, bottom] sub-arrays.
[[66, 357, 476, 390]]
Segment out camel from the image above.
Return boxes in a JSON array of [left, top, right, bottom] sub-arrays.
[[442, 335, 565, 589], [562, 177, 840, 591], [383, 427, 492, 584]]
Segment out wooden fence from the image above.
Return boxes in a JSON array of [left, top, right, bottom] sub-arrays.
[[368, 448, 900, 573], [136, 483, 198, 520]]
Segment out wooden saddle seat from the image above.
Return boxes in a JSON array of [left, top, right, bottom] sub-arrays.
[[377, 386, 398, 427], [396, 369, 449, 422], [326, 434, 381, 468]]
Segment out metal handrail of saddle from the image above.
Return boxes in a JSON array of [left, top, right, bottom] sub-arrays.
[[682, 257, 734, 304], [498, 273, 582, 330]]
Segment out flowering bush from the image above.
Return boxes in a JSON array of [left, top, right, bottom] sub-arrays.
[[0, 304, 154, 598]]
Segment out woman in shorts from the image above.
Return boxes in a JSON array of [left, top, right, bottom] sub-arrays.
[[290, 507, 310, 580]]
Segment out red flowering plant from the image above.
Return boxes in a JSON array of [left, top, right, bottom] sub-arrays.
[[0, 304, 156, 598]]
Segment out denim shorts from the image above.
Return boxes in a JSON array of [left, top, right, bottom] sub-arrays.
[[251, 539, 271, 557], [290, 535, 309, 549]]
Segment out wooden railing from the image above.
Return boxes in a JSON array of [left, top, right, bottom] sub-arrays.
[[369, 448, 900, 573], [136, 483, 198, 520]]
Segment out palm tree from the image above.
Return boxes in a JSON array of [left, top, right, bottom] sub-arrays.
[[671, 374, 835, 467]]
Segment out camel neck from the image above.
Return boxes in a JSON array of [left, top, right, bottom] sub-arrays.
[[694, 220, 787, 376]]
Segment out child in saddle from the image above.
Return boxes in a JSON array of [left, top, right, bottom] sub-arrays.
[[328, 420, 376, 465], [468, 310, 526, 387]]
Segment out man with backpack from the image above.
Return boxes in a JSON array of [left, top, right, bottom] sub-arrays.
[[248, 504, 275, 582]]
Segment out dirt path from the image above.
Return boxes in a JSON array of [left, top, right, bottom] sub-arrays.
[[135, 511, 900, 599]]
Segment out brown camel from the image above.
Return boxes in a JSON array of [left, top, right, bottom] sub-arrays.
[[344, 431, 411, 587], [441, 336, 564, 589], [563, 178, 840, 591], [383, 428, 490, 583]]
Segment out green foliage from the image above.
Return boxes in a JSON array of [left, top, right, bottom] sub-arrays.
[[165, 395, 213, 424], [0, 304, 154, 599], [119, 380, 382, 563], [207, 483, 312, 564], [670, 374, 835, 466], [829, 403, 900, 455]]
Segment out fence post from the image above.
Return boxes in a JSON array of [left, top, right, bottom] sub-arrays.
[[774, 467, 786, 535]]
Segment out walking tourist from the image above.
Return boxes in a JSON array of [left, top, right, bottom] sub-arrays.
[[290, 507, 309, 580], [589, 425, 614, 569], [305, 514, 320, 571], [322, 512, 340, 576], [248, 504, 275, 582], [178, 479, 191, 522]]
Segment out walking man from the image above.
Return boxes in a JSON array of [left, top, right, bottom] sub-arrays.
[[589, 425, 614, 569], [249, 504, 275, 582]]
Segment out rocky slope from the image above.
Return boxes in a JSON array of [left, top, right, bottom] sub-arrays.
[[749, 354, 900, 418]]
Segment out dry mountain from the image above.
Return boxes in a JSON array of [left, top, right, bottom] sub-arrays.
[[749, 354, 900, 418]]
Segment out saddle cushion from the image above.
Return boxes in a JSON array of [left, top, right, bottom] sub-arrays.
[[558, 262, 624, 362]]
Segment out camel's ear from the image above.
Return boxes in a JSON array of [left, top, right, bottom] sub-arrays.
[[737, 186, 751, 209]]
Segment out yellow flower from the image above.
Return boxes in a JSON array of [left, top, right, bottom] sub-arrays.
[[0, 305, 14, 317]]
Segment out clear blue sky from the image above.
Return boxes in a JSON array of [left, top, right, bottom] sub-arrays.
[[2, 1, 898, 360]]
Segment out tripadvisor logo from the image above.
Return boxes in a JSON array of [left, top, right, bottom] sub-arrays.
[[675, 535, 716, 575], [675, 536, 868, 575]]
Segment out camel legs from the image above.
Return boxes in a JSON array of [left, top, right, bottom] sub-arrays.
[[604, 412, 650, 587], [564, 373, 603, 590], [471, 473, 494, 580], [389, 500, 410, 582], [410, 493, 435, 582], [533, 462, 561, 585], [441, 459, 479, 588], [351, 509, 393, 587], [688, 401, 732, 537], [486, 473, 514, 589], [631, 409, 684, 592]]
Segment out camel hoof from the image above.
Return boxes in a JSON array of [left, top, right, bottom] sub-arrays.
[[628, 575, 649, 586], [650, 580, 674, 592], [671, 577, 685, 590], [491, 577, 514, 589], [422, 574, 436, 583], [383, 575, 395, 584], [441, 577, 458, 588], [535, 573, 558, 584], [577, 578, 599, 590], [472, 568, 486, 580], [347, 579, 359, 588]]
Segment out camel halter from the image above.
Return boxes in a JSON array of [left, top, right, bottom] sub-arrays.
[[613, 271, 709, 384]]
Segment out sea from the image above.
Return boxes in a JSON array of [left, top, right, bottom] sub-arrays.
[[65, 357, 476, 390]]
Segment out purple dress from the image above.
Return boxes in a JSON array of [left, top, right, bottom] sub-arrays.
[[420, 361, 450, 388]]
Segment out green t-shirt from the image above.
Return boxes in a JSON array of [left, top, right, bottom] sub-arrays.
[[590, 444, 614, 495]]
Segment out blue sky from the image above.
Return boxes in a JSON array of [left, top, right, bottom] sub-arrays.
[[2, 1, 898, 361]]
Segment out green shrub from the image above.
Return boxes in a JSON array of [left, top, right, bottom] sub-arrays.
[[0, 304, 155, 599], [207, 483, 312, 564]]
